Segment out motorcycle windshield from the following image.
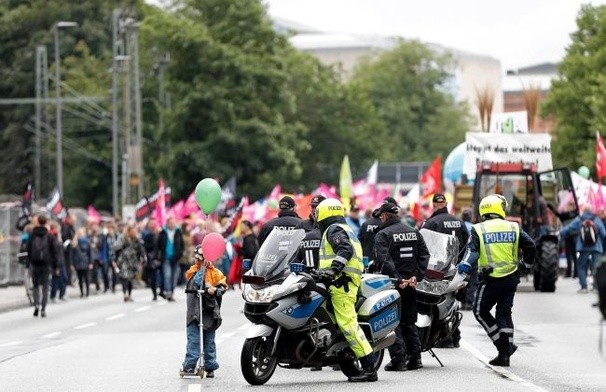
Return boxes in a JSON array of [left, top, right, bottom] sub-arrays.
[[251, 228, 306, 281], [419, 228, 459, 273]]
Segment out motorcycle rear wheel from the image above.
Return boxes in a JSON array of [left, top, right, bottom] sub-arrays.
[[241, 336, 278, 385], [339, 349, 384, 377]]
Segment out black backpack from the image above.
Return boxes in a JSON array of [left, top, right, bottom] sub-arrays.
[[580, 219, 598, 247], [30, 234, 52, 266]]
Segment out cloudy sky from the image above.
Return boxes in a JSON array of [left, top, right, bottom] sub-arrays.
[[265, 0, 606, 71]]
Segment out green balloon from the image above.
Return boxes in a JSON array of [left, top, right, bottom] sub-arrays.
[[195, 178, 222, 214], [578, 166, 591, 179]]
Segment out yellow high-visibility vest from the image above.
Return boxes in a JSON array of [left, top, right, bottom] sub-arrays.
[[473, 219, 519, 278], [319, 223, 364, 284]]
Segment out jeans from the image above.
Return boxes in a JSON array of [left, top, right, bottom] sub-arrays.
[[163, 259, 177, 296], [147, 266, 162, 297], [182, 323, 218, 371], [50, 264, 68, 299], [577, 251, 601, 290], [98, 262, 111, 292]]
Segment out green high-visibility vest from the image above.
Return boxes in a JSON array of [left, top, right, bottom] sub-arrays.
[[473, 219, 519, 278], [319, 223, 364, 284]]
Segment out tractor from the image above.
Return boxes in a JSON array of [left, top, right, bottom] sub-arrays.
[[459, 162, 579, 292]]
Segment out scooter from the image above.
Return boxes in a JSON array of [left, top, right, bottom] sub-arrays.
[[415, 229, 468, 366], [179, 285, 207, 379], [240, 229, 401, 385]]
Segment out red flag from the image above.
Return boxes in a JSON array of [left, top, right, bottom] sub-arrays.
[[420, 156, 442, 197], [596, 132, 606, 181]]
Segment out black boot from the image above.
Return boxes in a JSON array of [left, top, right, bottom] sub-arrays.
[[384, 360, 407, 371], [348, 354, 378, 382], [406, 356, 423, 370], [489, 353, 510, 366]]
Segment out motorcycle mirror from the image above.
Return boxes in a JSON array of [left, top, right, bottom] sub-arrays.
[[445, 271, 468, 293], [242, 258, 252, 271]]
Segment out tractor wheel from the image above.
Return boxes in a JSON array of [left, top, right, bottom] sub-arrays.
[[538, 240, 558, 293]]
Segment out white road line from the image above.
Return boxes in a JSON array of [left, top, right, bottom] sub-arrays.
[[0, 341, 22, 348], [74, 322, 97, 330], [237, 323, 251, 331], [105, 313, 125, 321], [216, 339, 225, 345], [459, 339, 550, 392], [42, 331, 62, 339], [187, 385, 201, 392], [221, 331, 237, 338], [134, 306, 151, 313]]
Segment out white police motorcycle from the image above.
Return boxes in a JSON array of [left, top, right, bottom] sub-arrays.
[[240, 229, 401, 385], [415, 229, 468, 365]]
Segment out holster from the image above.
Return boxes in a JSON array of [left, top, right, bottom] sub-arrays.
[[331, 273, 352, 293]]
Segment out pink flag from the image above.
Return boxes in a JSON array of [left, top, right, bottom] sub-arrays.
[[87, 205, 101, 224], [180, 191, 200, 218], [154, 178, 167, 225], [597, 182, 606, 211], [318, 183, 339, 199]]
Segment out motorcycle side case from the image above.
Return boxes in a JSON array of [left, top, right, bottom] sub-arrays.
[[358, 274, 394, 298], [357, 289, 401, 341]]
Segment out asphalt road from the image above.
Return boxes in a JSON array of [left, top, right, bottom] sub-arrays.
[[0, 276, 605, 392]]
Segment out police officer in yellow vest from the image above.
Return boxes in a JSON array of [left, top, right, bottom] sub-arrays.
[[458, 194, 535, 366], [315, 198, 378, 382]]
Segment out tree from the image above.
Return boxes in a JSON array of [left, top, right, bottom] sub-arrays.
[[140, 0, 309, 199], [542, 4, 606, 173], [350, 39, 471, 162], [280, 50, 391, 190]]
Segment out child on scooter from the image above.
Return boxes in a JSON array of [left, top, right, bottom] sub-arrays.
[[180, 246, 227, 378]]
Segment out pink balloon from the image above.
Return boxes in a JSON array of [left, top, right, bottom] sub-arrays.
[[201, 232, 226, 263]]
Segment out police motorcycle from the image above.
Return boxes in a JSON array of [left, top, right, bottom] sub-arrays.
[[240, 228, 401, 385], [415, 229, 468, 366]]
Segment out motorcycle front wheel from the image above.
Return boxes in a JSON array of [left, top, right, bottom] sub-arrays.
[[339, 348, 384, 377], [241, 336, 278, 385]]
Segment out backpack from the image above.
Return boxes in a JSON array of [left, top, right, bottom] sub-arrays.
[[580, 219, 598, 247], [30, 234, 52, 266]]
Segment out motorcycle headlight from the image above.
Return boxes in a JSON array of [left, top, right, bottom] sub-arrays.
[[243, 285, 279, 303], [416, 280, 448, 295]]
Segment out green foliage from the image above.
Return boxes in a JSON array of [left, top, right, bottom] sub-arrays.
[[542, 4, 606, 174], [350, 39, 470, 162]]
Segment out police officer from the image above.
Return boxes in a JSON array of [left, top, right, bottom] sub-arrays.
[[422, 193, 469, 261], [316, 198, 378, 382], [359, 197, 398, 261], [257, 196, 302, 246], [374, 201, 429, 371], [296, 195, 325, 270], [421, 193, 469, 348], [457, 194, 535, 367]]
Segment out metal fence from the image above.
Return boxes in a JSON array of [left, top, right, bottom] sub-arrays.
[[0, 206, 26, 286]]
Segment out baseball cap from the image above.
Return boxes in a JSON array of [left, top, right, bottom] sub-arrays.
[[432, 193, 446, 203], [279, 196, 296, 210], [310, 195, 326, 208], [383, 196, 398, 206], [376, 202, 400, 215]]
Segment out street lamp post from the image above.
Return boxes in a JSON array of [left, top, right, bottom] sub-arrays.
[[54, 21, 77, 197]]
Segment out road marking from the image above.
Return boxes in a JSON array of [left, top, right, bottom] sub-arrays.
[[187, 385, 201, 392], [221, 331, 237, 338], [105, 313, 125, 321], [156, 301, 167, 306], [237, 323, 251, 331], [134, 306, 151, 313], [0, 341, 22, 348], [42, 332, 62, 339], [74, 322, 97, 330], [459, 339, 550, 392]]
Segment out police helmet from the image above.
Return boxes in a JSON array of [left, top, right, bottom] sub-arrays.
[[478, 194, 507, 219], [316, 198, 345, 223]]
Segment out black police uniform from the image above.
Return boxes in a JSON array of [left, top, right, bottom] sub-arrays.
[[358, 216, 381, 259], [374, 215, 430, 369], [296, 218, 314, 232], [421, 206, 470, 346], [421, 207, 469, 262], [257, 210, 301, 246]]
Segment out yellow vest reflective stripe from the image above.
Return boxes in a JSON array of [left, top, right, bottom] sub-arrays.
[[319, 223, 364, 279], [474, 219, 519, 278]]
